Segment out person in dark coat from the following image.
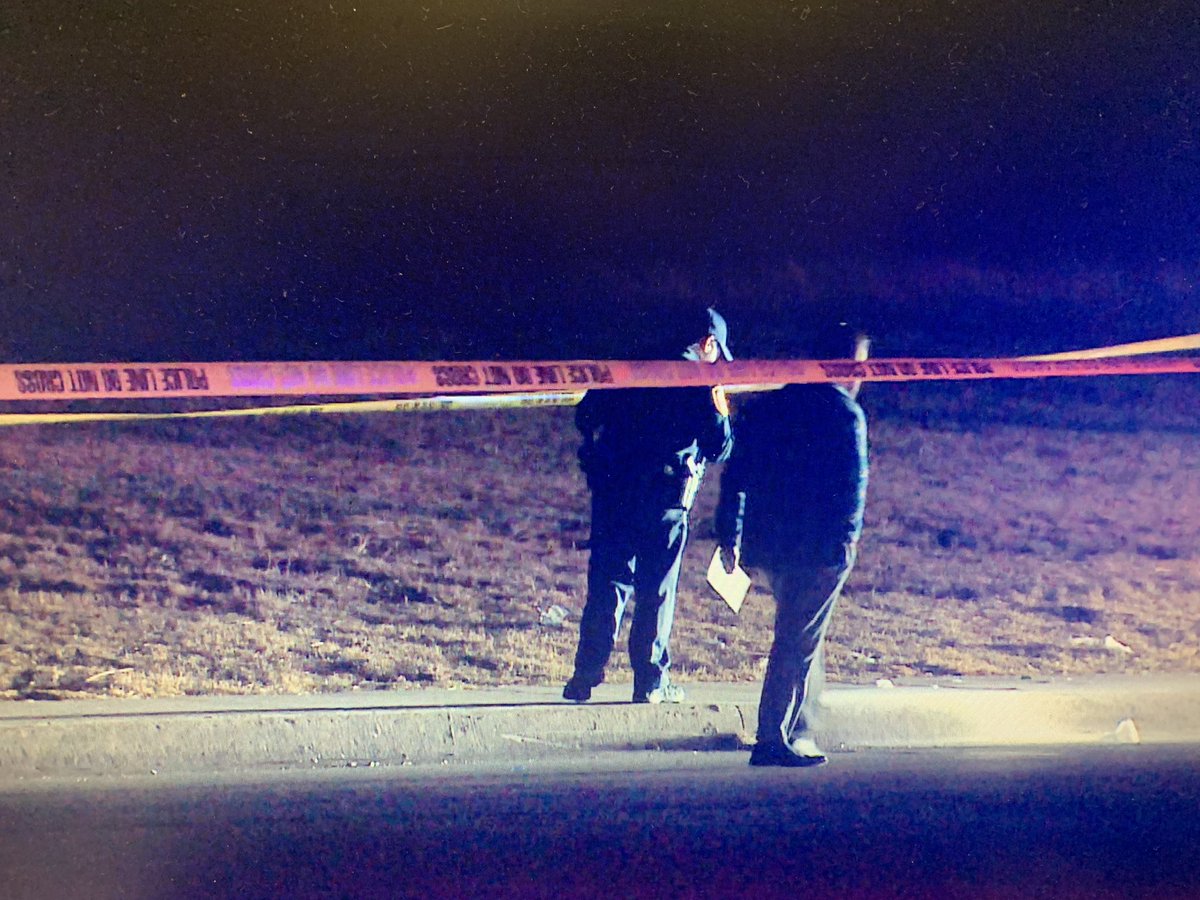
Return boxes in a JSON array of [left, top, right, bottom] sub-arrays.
[[715, 326, 870, 765], [564, 308, 734, 704]]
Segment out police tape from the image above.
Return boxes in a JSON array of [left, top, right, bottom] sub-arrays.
[[0, 392, 585, 427], [1019, 332, 1200, 361], [2, 352, 1199, 405]]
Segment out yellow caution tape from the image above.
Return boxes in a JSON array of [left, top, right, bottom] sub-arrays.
[[3, 333, 1199, 426], [0, 392, 583, 427], [1020, 332, 1200, 361], [3, 348, 1199, 404]]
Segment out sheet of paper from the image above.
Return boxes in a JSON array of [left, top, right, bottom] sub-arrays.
[[706, 547, 751, 614]]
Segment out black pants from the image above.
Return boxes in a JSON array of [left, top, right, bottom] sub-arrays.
[[756, 541, 858, 747], [572, 484, 690, 693]]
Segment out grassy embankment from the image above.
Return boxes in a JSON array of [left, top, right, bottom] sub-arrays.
[[2, 374, 1198, 700]]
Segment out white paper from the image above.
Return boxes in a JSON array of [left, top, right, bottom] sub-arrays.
[[706, 548, 751, 614]]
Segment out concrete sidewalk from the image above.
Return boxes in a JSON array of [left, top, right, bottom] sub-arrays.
[[1, 676, 1198, 781]]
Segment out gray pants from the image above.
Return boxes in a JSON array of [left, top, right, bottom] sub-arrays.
[[756, 542, 857, 747]]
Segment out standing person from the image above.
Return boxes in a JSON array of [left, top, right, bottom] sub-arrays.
[[564, 308, 734, 704], [715, 325, 870, 766]]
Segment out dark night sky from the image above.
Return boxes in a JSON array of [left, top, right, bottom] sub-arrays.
[[2, 1, 1199, 361]]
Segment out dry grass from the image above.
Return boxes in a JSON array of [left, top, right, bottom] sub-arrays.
[[1, 396, 1198, 701]]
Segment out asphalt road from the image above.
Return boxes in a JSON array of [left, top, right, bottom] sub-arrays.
[[2, 746, 1198, 899]]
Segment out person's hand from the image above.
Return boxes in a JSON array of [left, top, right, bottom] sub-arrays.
[[718, 544, 739, 574], [710, 384, 730, 416]]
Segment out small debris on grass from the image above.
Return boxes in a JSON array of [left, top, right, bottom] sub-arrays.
[[539, 604, 570, 627], [1103, 635, 1134, 655], [84, 667, 135, 684], [1070, 634, 1134, 655]]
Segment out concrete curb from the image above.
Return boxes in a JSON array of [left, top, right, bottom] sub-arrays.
[[1, 677, 1197, 781], [817, 677, 1200, 749]]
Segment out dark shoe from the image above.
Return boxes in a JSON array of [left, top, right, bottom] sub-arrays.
[[632, 682, 686, 704], [563, 674, 600, 703], [749, 738, 827, 768]]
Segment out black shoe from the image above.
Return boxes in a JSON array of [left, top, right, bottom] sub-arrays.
[[749, 738, 827, 768], [563, 674, 600, 703]]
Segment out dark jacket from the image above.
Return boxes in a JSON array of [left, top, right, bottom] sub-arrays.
[[575, 386, 733, 504], [716, 384, 867, 569]]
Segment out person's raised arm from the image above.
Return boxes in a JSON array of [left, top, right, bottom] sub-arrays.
[[845, 333, 871, 400]]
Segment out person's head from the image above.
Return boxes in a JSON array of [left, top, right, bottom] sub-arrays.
[[800, 320, 871, 399], [804, 320, 870, 361], [683, 307, 733, 364]]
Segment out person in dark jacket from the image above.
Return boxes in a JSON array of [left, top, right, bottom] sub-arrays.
[[715, 326, 869, 765], [564, 308, 734, 704]]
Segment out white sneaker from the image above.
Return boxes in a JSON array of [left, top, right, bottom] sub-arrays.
[[636, 683, 686, 704], [789, 737, 827, 761]]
